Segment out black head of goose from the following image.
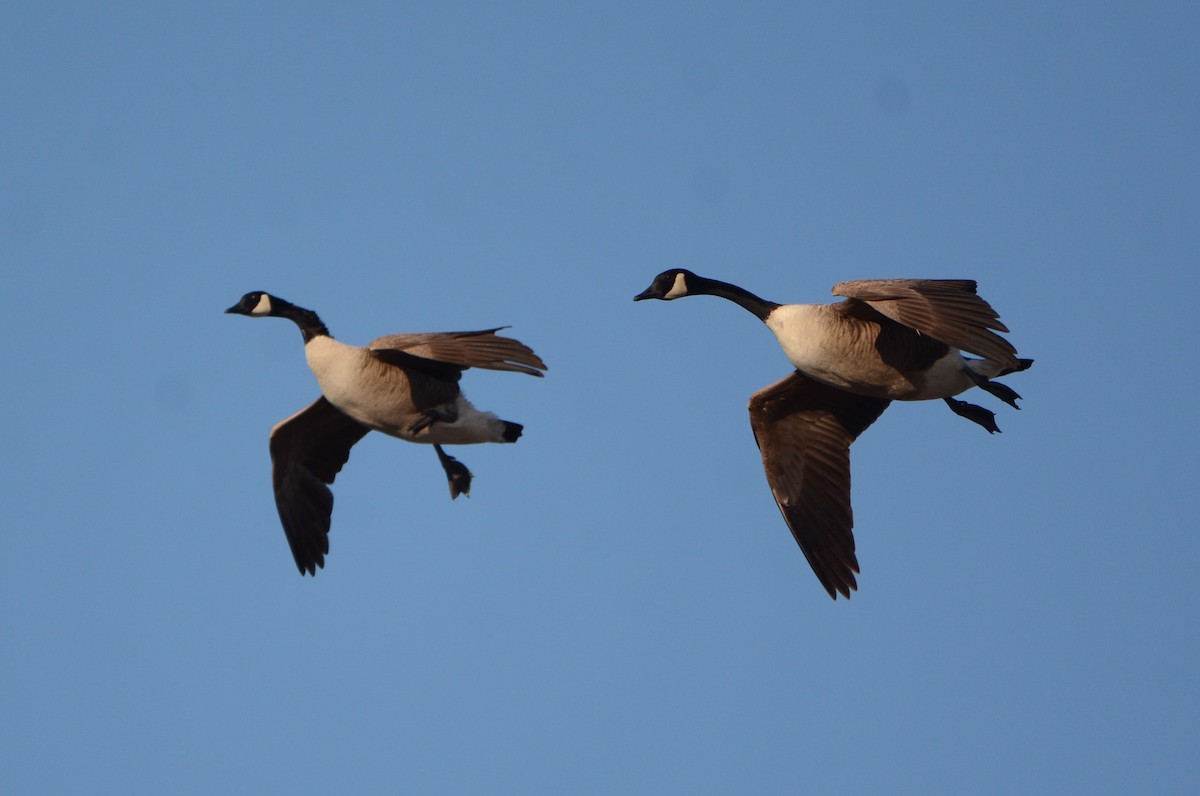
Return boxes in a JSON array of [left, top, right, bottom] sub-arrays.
[[635, 269, 1032, 599], [226, 291, 547, 575]]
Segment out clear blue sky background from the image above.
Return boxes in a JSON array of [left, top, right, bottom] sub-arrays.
[[3, 2, 1198, 793]]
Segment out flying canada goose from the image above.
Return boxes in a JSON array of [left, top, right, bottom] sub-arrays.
[[634, 269, 1032, 599], [226, 291, 547, 575]]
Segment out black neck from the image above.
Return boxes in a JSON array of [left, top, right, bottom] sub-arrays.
[[274, 298, 330, 343], [692, 275, 780, 321]]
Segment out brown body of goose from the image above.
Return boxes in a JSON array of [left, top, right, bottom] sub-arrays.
[[635, 270, 1032, 599], [226, 291, 546, 575]]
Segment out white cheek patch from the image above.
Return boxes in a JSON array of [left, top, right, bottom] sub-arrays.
[[663, 272, 689, 299], [250, 294, 273, 316]]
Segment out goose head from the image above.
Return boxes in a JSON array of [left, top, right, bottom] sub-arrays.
[[635, 270, 780, 321], [225, 291, 278, 317], [226, 291, 330, 342], [634, 269, 698, 301]]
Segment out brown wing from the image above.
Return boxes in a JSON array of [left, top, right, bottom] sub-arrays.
[[368, 328, 547, 377], [748, 371, 891, 599], [832, 279, 1019, 369], [269, 397, 371, 575]]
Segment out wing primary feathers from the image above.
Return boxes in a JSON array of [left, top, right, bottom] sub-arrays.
[[268, 397, 370, 575], [749, 371, 890, 600], [369, 328, 548, 376], [832, 279, 1019, 368]]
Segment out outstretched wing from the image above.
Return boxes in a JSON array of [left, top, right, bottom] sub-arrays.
[[832, 279, 1019, 369], [269, 397, 370, 575], [748, 371, 890, 599], [368, 328, 547, 377]]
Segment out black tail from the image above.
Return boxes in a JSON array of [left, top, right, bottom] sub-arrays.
[[999, 358, 1034, 377], [502, 421, 523, 443]]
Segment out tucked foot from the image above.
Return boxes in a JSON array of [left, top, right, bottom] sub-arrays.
[[409, 407, 458, 436], [434, 444, 473, 499], [944, 397, 1001, 434], [965, 370, 1023, 409]]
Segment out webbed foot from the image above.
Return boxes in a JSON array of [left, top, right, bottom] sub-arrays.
[[964, 369, 1022, 409], [434, 444, 472, 499], [944, 397, 1001, 434]]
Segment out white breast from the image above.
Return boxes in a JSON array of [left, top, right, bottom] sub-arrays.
[[764, 304, 846, 376], [303, 336, 405, 431], [304, 337, 368, 403]]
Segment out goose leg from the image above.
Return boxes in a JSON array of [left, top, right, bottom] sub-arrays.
[[964, 369, 1022, 409], [944, 397, 1001, 434], [408, 406, 459, 436], [434, 444, 473, 499]]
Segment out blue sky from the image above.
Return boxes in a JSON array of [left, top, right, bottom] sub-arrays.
[[3, 2, 1198, 793]]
